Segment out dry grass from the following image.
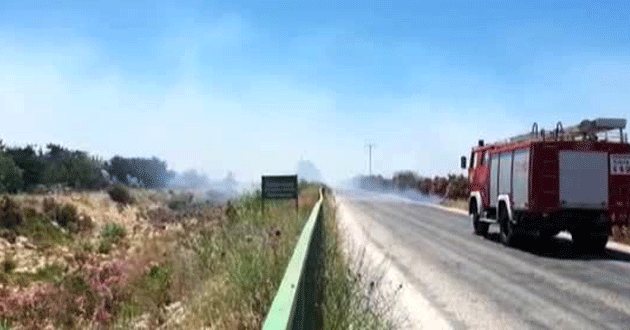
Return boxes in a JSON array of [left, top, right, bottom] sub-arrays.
[[611, 225, 630, 245], [439, 198, 468, 211], [168, 188, 319, 330]]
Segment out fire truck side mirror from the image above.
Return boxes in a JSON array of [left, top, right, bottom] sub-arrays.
[[461, 156, 467, 169]]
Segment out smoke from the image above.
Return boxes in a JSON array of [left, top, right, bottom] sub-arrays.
[[166, 170, 246, 204], [336, 174, 441, 203]]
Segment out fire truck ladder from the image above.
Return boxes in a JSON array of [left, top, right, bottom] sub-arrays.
[[506, 118, 627, 145]]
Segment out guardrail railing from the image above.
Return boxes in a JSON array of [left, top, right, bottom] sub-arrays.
[[262, 188, 325, 330]]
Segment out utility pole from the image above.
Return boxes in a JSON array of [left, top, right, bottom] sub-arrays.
[[366, 143, 376, 176]]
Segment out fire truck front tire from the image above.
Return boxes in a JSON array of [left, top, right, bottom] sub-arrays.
[[472, 212, 489, 237], [499, 205, 518, 246]]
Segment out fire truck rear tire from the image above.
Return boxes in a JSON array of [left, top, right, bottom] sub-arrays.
[[499, 206, 518, 246], [571, 230, 608, 254], [472, 212, 489, 237], [539, 229, 560, 240]]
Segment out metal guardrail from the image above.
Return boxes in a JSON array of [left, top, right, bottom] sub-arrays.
[[262, 188, 325, 330]]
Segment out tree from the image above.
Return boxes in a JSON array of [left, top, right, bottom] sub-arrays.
[[393, 171, 418, 191], [433, 176, 449, 196], [418, 177, 433, 195], [0, 153, 23, 193], [42, 144, 106, 189], [106, 156, 170, 188], [4, 145, 44, 189]]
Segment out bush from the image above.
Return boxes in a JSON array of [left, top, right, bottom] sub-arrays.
[[23, 206, 38, 219], [101, 223, 126, 242], [144, 265, 172, 308], [18, 216, 70, 247], [98, 222, 126, 254], [2, 254, 16, 274], [98, 240, 113, 254], [0, 196, 22, 229], [43, 197, 56, 213], [225, 201, 238, 224], [167, 199, 187, 211], [0, 229, 16, 243], [54, 204, 79, 228], [108, 184, 134, 205]]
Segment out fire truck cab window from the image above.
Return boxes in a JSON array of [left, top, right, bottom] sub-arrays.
[[470, 151, 476, 168], [479, 151, 486, 165]]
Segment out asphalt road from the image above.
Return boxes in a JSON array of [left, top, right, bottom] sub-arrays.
[[336, 189, 630, 330]]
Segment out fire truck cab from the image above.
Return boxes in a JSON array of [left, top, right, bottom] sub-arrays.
[[462, 118, 630, 252]]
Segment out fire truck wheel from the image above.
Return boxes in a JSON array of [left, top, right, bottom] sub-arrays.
[[539, 229, 560, 240], [571, 230, 608, 254], [499, 207, 518, 246], [472, 212, 489, 237]]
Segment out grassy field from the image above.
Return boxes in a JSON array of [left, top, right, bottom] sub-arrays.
[[0, 187, 319, 329]]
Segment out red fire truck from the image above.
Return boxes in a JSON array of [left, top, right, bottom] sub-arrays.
[[461, 118, 630, 252]]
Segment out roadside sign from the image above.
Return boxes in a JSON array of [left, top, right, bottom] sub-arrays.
[[261, 175, 299, 216], [262, 175, 298, 199]]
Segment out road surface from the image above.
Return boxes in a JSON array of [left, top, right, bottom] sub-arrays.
[[336, 189, 630, 330]]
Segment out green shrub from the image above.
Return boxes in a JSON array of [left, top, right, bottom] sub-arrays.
[[101, 223, 126, 242], [98, 240, 112, 254], [108, 184, 134, 205], [0, 196, 22, 229], [144, 265, 171, 307], [98, 222, 126, 254], [18, 216, 70, 247]]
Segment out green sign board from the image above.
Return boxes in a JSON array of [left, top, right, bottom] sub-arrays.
[[262, 175, 298, 199]]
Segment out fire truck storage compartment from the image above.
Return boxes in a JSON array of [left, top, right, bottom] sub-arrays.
[[489, 149, 530, 209], [499, 153, 513, 197], [558, 151, 608, 209], [490, 154, 499, 207], [512, 149, 530, 209], [490, 152, 514, 207]]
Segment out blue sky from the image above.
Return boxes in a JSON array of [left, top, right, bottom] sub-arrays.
[[1, 0, 630, 185]]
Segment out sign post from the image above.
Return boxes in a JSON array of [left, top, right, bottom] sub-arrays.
[[262, 175, 299, 218]]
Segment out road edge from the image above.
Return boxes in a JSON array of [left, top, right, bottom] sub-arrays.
[[333, 193, 453, 330]]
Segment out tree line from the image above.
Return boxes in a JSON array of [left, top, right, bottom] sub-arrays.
[[0, 140, 175, 193], [353, 171, 469, 200]]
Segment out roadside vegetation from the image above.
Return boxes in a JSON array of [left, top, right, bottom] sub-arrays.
[[0, 183, 319, 329]]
